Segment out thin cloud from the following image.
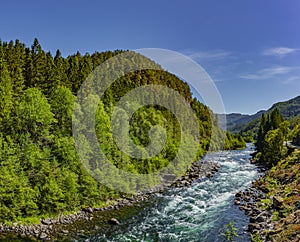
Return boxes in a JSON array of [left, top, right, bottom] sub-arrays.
[[240, 66, 296, 80], [281, 76, 300, 84], [263, 47, 299, 57], [184, 49, 231, 61]]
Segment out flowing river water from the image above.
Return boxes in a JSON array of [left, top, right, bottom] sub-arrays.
[[1, 144, 260, 242], [74, 144, 260, 242]]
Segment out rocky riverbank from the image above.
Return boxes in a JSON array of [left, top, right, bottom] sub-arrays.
[[0, 160, 221, 241], [234, 185, 274, 241], [235, 150, 300, 242]]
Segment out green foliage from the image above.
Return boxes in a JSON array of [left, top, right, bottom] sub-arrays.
[[49, 86, 75, 135], [254, 108, 290, 166], [229, 95, 300, 135], [261, 128, 287, 166], [224, 133, 246, 150], [255, 150, 300, 241], [256, 113, 267, 153], [210, 127, 246, 151], [0, 50, 13, 131], [0, 38, 218, 223], [16, 88, 55, 142], [272, 210, 280, 221], [292, 124, 300, 145], [222, 221, 238, 242], [251, 233, 263, 242]]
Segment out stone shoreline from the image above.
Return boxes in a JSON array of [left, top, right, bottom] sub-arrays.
[[234, 162, 300, 242], [0, 160, 221, 241], [233, 155, 278, 242], [234, 183, 274, 241]]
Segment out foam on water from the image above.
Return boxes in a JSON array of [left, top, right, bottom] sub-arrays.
[[87, 145, 258, 242]]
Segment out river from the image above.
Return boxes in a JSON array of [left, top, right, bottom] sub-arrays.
[[73, 144, 259, 242], [0, 144, 259, 242]]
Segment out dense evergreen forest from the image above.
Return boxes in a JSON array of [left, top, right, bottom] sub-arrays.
[[253, 108, 300, 167], [0, 39, 245, 223]]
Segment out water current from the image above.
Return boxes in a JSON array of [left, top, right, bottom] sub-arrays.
[[84, 144, 259, 242]]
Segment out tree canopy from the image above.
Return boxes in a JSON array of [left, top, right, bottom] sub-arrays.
[[0, 38, 244, 223], [254, 108, 290, 167]]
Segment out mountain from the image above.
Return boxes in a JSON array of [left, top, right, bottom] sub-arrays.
[[221, 95, 300, 135]]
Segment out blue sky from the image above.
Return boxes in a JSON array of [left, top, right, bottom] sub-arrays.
[[1, 0, 300, 114]]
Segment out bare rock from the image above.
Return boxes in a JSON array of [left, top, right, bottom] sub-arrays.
[[272, 196, 283, 209], [39, 232, 48, 239], [82, 207, 94, 213], [108, 218, 120, 225], [248, 223, 261, 232], [41, 219, 52, 225], [255, 212, 268, 223]]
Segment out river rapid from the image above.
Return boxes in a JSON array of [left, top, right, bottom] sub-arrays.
[[0, 145, 259, 242], [77, 144, 260, 242]]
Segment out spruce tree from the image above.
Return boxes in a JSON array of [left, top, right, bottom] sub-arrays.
[[270, 108, 284, 130], [0, 47, 13, 132], [255, 113, 266, 152]]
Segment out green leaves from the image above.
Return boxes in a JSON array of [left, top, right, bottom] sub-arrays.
[[0, 53, 13, 130], [222, 221, 238, 242], [49, 86, 75, 135], [0, 38, 219, 222], [292, 124, 300, 145], [255, 108, 290, 166], [16, 88, 55, 141]]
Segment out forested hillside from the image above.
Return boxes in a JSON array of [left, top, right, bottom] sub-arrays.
[[0, 39, 244, 223], [222, 96, 300, 140], [249, 108, 300, 241]]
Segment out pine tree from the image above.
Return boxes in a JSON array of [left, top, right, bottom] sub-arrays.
[[255, 108, 288, 165], [292, 124, 300, 145], [53, 49, 69, 88], [255, 113, 266, 152], [27, 38, 48, 89], [0, 47, 13, 131], [67, 54, 80, 93], [270, 108, 283, 130]]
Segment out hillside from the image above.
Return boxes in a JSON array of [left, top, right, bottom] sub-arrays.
[[0, 38, 245, 226], [219, 111, 264, 133], [222, 95, 300, 135], [253, 149, 300, 241], [236, 149, 300, 242], [0, 38, 209, 222]]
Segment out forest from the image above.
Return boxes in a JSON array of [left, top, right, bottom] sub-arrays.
[[0, 38, 245, 223], [254, 108, 300, 167]]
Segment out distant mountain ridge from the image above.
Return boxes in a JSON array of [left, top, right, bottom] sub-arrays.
[[221, 95, 300, 134]]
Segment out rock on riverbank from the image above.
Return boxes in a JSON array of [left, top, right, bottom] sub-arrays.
[[0, 160, 221, 241], [235, 150, 300, 242], [234, 186, 274, 241]]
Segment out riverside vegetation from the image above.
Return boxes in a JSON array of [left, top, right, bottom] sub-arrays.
[[234, 108, 300, 241], [0, 38, 245, 235]]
